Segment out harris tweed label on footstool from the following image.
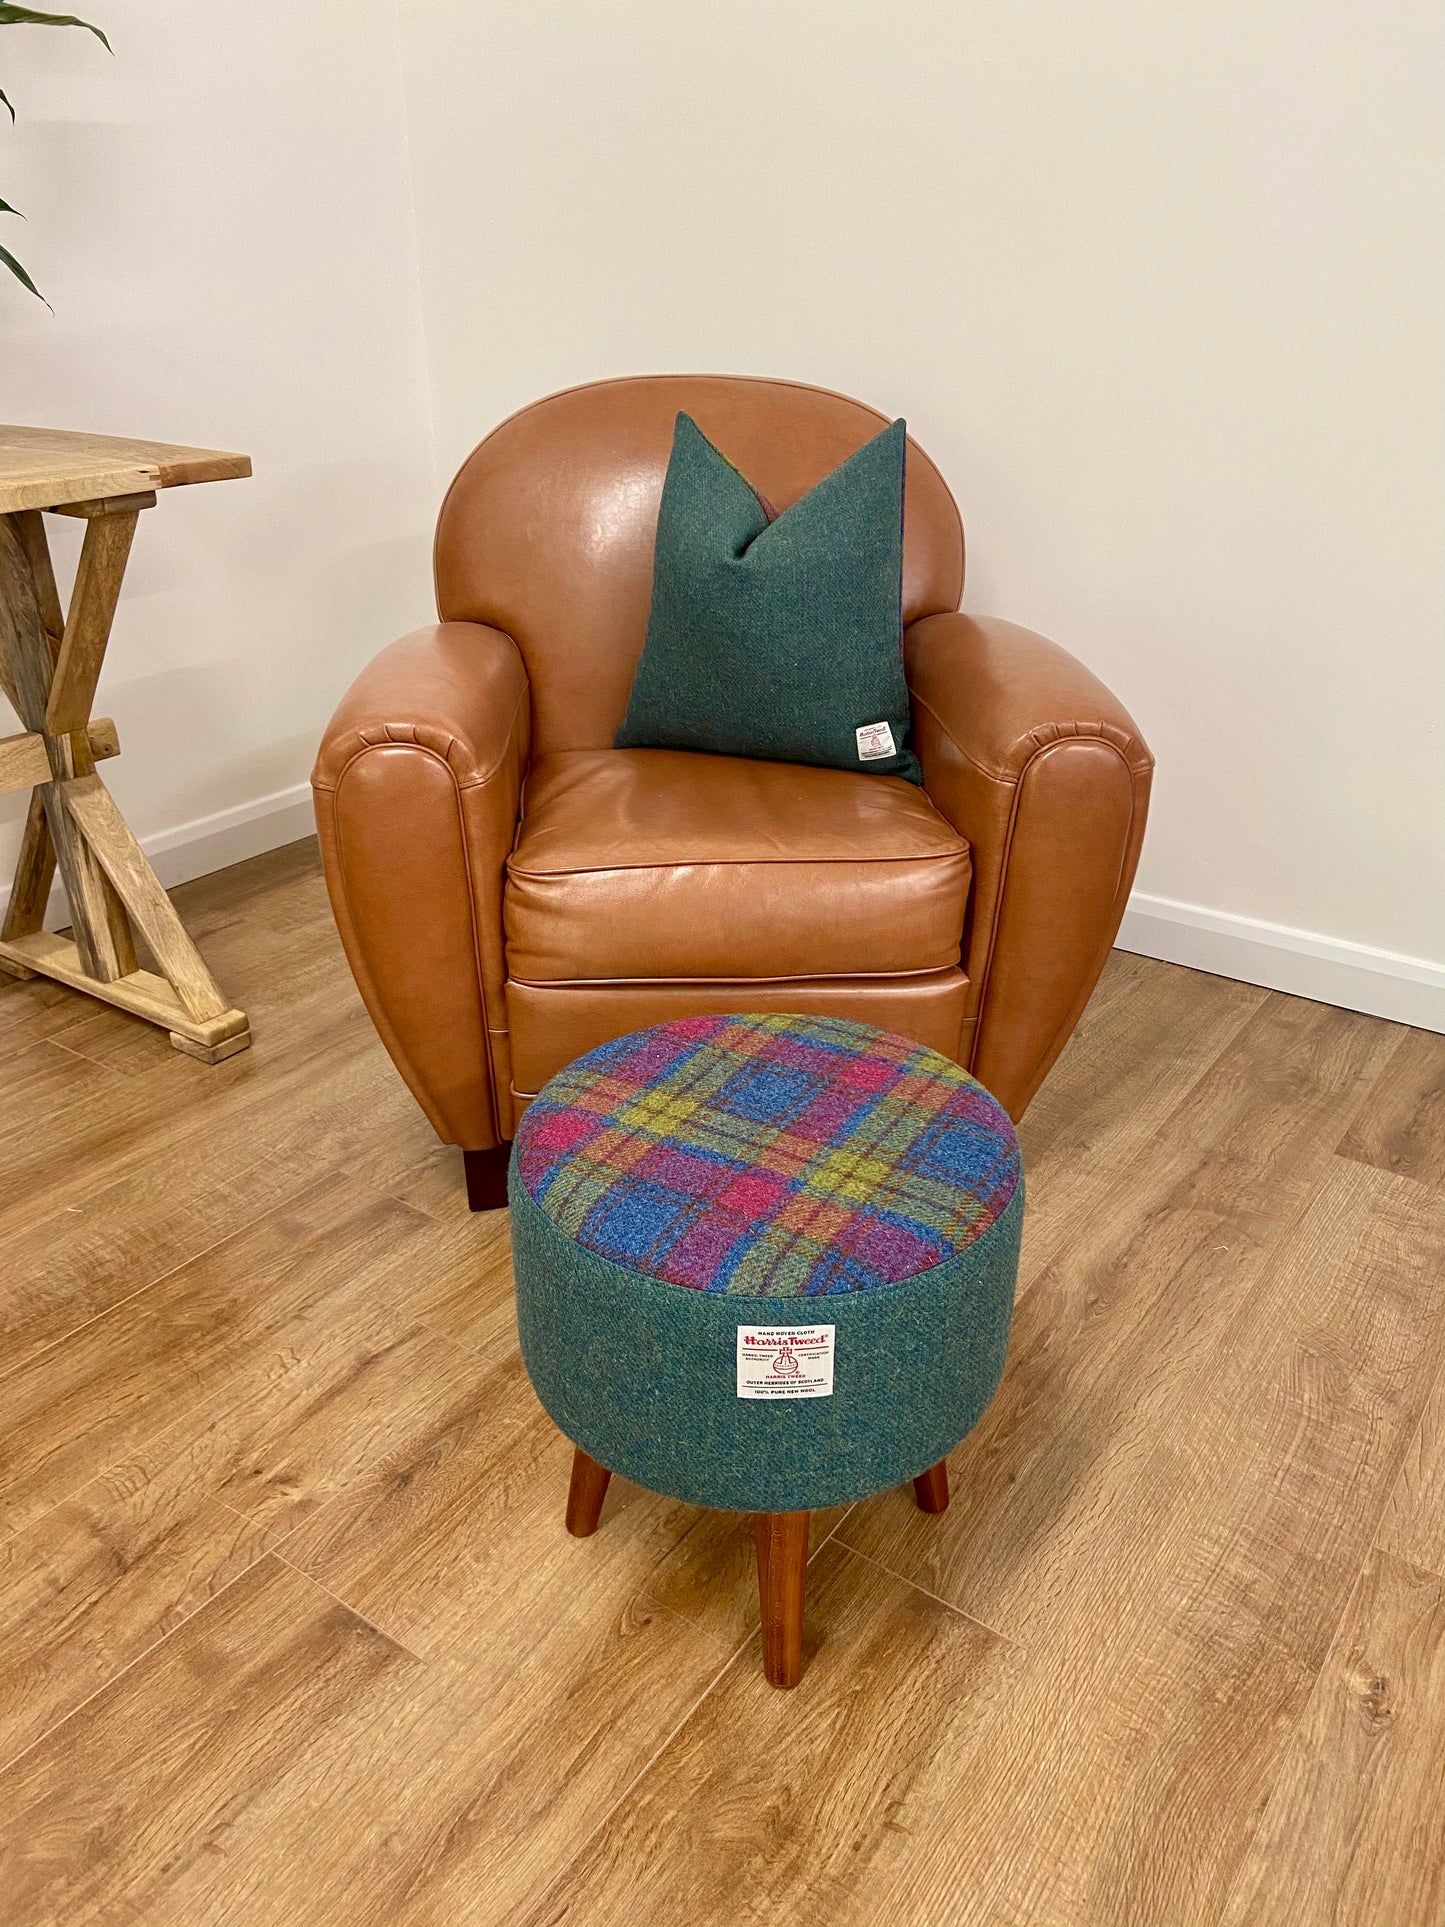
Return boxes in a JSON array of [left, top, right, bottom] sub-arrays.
[[736, 1324, 836, 1398], [514, 1013, 1021, 1299]]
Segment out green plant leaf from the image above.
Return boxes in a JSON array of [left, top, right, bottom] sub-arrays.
[[0, 235, 48, 304], [0, 7, 110, 52], [0, 5, 106, 310]]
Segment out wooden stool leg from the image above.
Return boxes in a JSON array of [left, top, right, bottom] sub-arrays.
[[565, 1447, 612, 1537], [755, 1510, 809, 1689], [913, 1459, 950, 1513], [463, 1144, 511, 1211]]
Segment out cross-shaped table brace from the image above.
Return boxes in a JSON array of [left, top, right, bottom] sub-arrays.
[[0, 427, 253, 1062]]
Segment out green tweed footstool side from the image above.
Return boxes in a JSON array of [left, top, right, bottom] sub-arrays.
[[509, 1012, 1023, 1687]]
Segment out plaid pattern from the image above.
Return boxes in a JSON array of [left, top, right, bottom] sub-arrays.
[[515, 1015, 1021, 1298]]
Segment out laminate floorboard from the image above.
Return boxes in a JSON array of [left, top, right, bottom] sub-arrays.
[[1, 838, 1441, 1925], [0, 1035, 125, 1149], [1378, 1374, 1445, 1582], [1219, 1548, 1445, 1926], [519, 1542, 1024, 1927], [1337, 1024, 1445, 1192]]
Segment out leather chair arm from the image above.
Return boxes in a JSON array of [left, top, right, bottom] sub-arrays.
[[312, 623, 530, 1149], [906, 612, 1153, 1119]]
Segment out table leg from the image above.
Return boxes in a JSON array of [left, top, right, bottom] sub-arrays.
[[38, 761, 136, 983], [0, 505, 250, 1061], [0, 791, 56, 966], [11, 508, 65, 649]]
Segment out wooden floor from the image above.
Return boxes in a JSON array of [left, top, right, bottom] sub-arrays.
[[2, 839, 1444, 1925]]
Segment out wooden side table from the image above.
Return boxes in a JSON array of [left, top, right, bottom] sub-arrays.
[[0, 426, 254, 1062]]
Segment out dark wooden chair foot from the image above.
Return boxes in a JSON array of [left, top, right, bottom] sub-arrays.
[[755, 1510, 809, 1688], [913, 1458, 950, 1513], [565, 1447, 612, 1537], [463, 1144, 511, 1211]]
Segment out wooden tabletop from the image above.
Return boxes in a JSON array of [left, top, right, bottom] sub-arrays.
[[0, 425, 251, 515]]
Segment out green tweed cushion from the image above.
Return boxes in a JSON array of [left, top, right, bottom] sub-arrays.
[[614, 412, 922, 783], [510, 1015, 1023, 1513]]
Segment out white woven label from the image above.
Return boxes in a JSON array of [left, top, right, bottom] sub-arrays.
[[736, 1325, 835, 1399], [856, 721, 896, 762]]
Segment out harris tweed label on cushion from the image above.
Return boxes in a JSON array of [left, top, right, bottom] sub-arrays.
[[513, 1014, 1021, 1298]]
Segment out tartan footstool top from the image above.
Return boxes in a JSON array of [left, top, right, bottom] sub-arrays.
[[513, 1013, 1021, 1298]]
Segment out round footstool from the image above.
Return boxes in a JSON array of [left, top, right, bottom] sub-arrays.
[[510, 1012, 1023, 1686]]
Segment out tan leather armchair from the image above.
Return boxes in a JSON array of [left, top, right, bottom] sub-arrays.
[[313, 376, 1153, 1208]]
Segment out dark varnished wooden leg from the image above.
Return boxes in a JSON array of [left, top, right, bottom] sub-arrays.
[[755, 1510, 809, 1688], [913, 1458, 950, 1513], [463, 1143, 511, 1211], [565, 1447, 612, 1537]]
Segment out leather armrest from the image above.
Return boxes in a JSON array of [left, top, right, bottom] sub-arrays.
[[312, 622, 530, 1148], [907, 612, 1153, 1119], [312, 622, 529, 790]]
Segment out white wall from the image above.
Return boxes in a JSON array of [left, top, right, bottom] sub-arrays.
[[5, 4, 1442, 1027], [1, 1, 437, 899], [397, 0, 1445, 1026]]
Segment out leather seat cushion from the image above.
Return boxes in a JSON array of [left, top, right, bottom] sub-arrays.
[[505, 974, 974, 1104], [505, 749, 971, 983]]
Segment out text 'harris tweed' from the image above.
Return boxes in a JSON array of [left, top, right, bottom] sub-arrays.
[[513, 1014, 1022, 1297]]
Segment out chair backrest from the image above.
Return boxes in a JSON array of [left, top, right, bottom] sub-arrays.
[[434, 374, 965, 754]]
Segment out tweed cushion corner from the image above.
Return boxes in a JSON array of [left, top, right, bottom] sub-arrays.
[[513, 1013, 1020, 1299]]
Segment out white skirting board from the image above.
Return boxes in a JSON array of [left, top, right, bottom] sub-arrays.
[[5, 790, 1443, 1039], [0, 780, 316, 932], [1117, 892, 1445, 1036]]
